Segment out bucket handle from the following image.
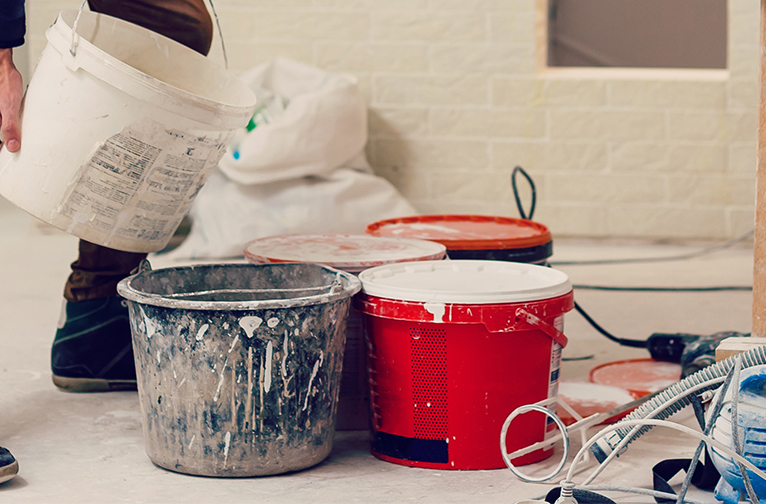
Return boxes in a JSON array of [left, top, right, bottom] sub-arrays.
[[70, 0, 229, 69], [515, 307, 568, 348]]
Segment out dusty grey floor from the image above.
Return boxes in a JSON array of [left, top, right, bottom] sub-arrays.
[[0, 197, 752, 503]]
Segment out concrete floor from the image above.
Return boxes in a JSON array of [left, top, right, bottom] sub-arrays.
[[0, 197, 753, 503]]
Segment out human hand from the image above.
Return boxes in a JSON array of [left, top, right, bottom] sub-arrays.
[[0, 48, 23, 153]]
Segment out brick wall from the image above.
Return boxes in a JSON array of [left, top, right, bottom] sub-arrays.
[[25, 0, 759, 240]]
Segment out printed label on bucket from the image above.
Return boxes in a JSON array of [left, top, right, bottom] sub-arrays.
[[60, 118, 227, 245]]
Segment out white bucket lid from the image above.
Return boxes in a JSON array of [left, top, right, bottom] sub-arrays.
[[359, 260, 572, 304], [244, 234, 447, 273]]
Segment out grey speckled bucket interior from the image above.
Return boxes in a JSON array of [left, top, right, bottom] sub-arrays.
[[117, 261, 361, 477]]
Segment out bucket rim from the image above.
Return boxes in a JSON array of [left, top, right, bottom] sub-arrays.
[[49, 10, 256, 118], [365, 214, 552, 251], [117, 262, 362, 311], [243, 233, 448, 273], [358, 259, 572, 304]]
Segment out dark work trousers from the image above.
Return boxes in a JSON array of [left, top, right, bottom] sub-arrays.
[[63, 0, 213, 303]]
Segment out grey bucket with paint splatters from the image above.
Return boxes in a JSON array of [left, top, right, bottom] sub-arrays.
[[117, 261, 361, 477]]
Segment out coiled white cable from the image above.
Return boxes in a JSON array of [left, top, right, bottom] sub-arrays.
[[559, 419, 766, 502]]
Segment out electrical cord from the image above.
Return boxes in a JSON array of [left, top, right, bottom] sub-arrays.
[[509, 168, 752, 349], [500, 373, 727, 483], [573, 301, 646, 348], [573, 284, 751, 292], [549, 229, 754, 267], [673, 358, 736, 503], [511, 166, 536, 220], [560, 419, 766, 503], [582, 375, 726, 486]]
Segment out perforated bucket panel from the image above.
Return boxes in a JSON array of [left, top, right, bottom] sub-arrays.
[[411, 327, 448, 439]]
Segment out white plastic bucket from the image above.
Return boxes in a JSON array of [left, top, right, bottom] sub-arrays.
[[0, 10, 256, 252]]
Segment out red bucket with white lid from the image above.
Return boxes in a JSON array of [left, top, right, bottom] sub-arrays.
[[243, 233, 447, 430], [357, 260, 574, 470], [365, 214, 553, 263]]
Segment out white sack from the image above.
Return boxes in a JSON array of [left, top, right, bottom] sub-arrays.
[[162, 164, 418, 259], [217, 57, 368, 185]]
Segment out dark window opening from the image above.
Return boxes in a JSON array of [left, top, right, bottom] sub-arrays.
[[548, 0, 727, 69]]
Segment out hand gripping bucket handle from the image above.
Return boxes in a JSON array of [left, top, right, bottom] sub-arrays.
[[70, 0, 229, 67]]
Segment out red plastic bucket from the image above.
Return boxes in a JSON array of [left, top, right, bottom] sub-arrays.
[[357, 260, 574, 470], [243, 234, 447, 430], [365, 214, 553, 263]]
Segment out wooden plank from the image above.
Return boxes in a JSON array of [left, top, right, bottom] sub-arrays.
[[753, 0, 766, 336]]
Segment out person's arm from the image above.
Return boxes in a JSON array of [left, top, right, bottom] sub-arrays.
[[0, 0, 25, 152]]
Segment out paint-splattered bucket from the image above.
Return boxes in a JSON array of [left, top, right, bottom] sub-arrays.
[[366, 215, 553, 264], [0, 10, 256, 253], [243, 233, 447, 431], [357, 260, 573, 470], [116, 261, 361, 476]]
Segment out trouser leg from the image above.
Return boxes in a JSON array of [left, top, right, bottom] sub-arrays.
[[62, 0, 213, 302], [87, 0, 213, 56]]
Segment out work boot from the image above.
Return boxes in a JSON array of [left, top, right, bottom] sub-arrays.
[[0, 447, 18, 485], [51, 296, 137, 392]]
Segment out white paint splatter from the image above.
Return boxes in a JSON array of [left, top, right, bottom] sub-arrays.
[[196, 324, 209, 341], [188, 435, 195, 449], [239, 316, 262, 338], [264, 341, 273, 393], [156, 350, 161, 364], [228, 335, 240, 353], [267, 318, 280, 328], [302, 351, 324, 411], [223, 431, 231, 467], [140, 306, 159, 338], [424, 303, 445, 323], [213, 357, 228, 402], [282, 332, 289, 377]]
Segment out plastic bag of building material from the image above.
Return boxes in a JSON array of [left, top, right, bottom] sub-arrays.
[[161, 161, 416, 259], [158, 57, 417, 260], [217, 57, 369, 185]]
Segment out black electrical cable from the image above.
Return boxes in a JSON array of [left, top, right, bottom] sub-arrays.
[[573, 301, 647, 348], [511, 166, 536, 220], [550, 229, 753, 267], [508, 168, 750, 349], [573, 284, 752, 292]]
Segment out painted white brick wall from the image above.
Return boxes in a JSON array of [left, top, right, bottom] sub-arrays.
[[25, 0, 759, 240]]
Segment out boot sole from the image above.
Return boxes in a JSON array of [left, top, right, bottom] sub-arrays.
[[0, 460, 19, 485], [52, 375, 137, 393]]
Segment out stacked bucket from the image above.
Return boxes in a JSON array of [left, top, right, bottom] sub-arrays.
[[245, 214, 574, 471]]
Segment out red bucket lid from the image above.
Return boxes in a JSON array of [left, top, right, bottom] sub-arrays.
[[589, 358, 682, 397], [365, 215, 552, 251], [243, 233, 447, 274]]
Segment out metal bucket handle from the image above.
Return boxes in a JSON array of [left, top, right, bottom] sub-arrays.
[[70, 0, 229, 68]]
